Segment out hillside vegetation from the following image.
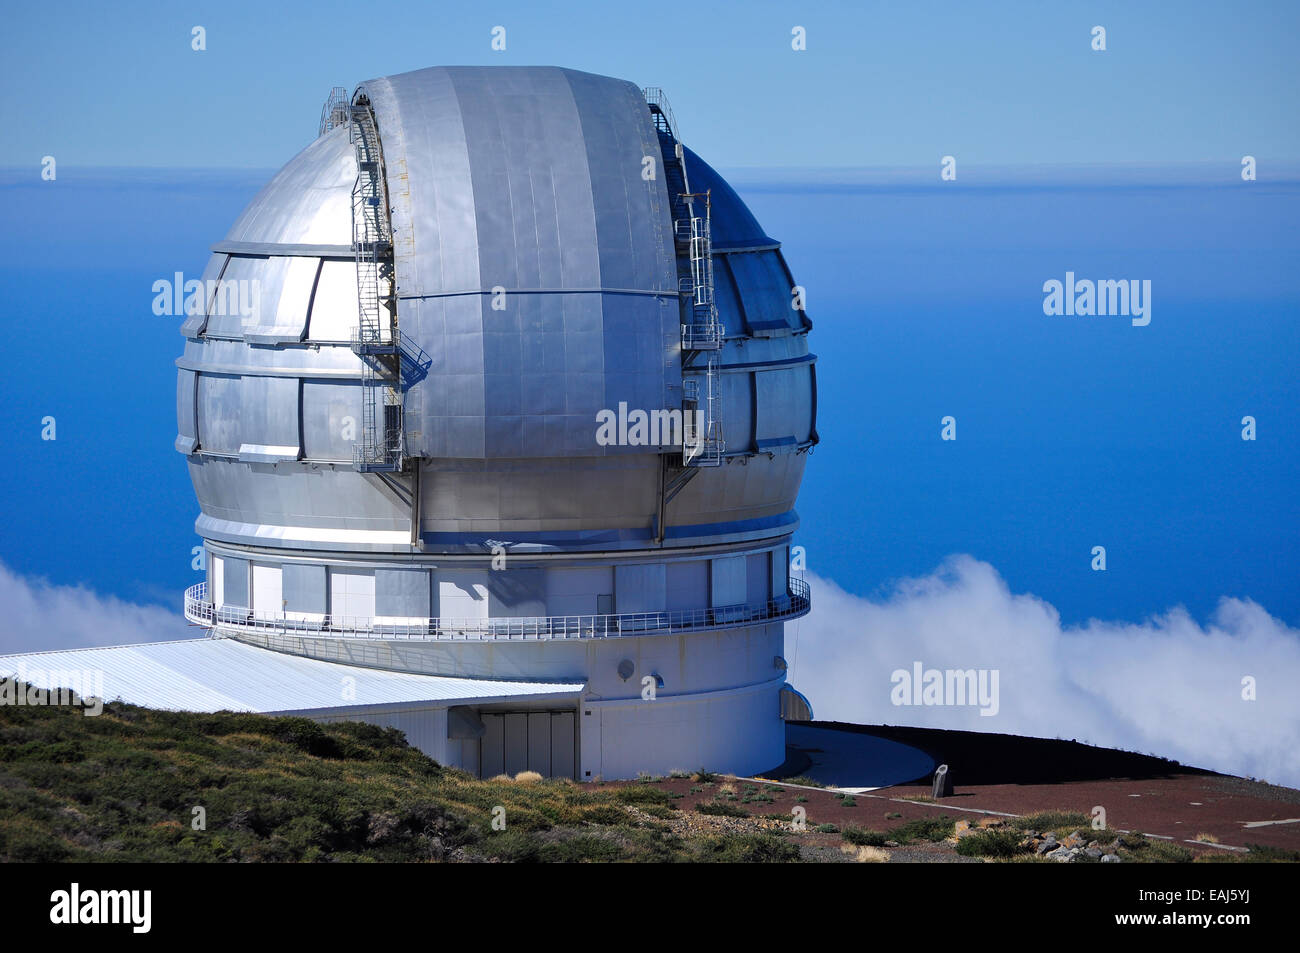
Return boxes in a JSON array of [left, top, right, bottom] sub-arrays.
[[0, 696, 797, 863]]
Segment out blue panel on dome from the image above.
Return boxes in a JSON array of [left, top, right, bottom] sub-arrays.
[[727, 250, 800, 333], [680, 145, 777, 251]]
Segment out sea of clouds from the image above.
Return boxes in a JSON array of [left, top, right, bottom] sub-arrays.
[[788, 556, 1300, 789], [0, 561, 182, 654]]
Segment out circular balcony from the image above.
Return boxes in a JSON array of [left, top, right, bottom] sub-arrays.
[[184, 577, 811, 642]]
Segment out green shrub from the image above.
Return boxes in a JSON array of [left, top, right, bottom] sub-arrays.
[[1009, 811, 1091, 833], [1137, 840, 1195, 863], [780, 776, 825, 788], [691, 833, 801, 863], [539, 835, 623, 863], [576, 805, 630, 826], [1244, 843, 1300, 862], [888, 815, 955, 844], [696, 801, 748, 818], [955, 829, 1024, 858], [841, 825, 887, 847], [610, 785, 672, 805]]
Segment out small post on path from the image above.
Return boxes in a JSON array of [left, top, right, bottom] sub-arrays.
[[932, 764, 953, 799]]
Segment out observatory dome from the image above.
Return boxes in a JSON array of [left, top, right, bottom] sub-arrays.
[[178, 66, 816, 780]]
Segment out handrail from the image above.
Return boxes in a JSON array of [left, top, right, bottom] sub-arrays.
[[318, 86, 350, 137], [184, 578, 810, 642]]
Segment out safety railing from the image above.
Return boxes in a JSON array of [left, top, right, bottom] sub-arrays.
[[642, 87, 677, 140], [318, 86, 350, 137], [349, 97, 403, 472], [184, 578, 810, 642]]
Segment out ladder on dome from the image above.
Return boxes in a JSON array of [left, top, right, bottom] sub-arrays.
[[643, 88, 724, 468], [347, 96, 403, 472]]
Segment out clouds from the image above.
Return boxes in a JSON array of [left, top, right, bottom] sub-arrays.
[[2, 555, 1296, 790], [0, 561, 184, 656], [788, 556, 1300, 789]]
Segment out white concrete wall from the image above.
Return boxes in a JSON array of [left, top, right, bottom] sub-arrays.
[[252, 562, 282, 615], [236, 621, 786, 697], [211, 553, 225, 607], [580, 678, 785, 780], [329, 569, 375, 619], [311, 705, 449, 763], [438, 569, 489, 620]]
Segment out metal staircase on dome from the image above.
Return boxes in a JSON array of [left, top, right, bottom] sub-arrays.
[[318, 87, 350, 137], [343, 93, 404, 472], [644, 88, 724, 468]]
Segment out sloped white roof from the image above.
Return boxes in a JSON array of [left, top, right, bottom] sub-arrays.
[[0, 638, 584, 714]]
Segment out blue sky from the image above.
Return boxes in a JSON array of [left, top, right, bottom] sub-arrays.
[[2, 0, 1298, 169]]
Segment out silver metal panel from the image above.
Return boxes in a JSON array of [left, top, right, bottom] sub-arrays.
[[360, 70, 480, 300], [213, 241, 352, 258], [503, 712, 528, 775], [487, 568, 546, 618], [710, 556, 746, 607], [528, 711, 551, 775], [196, 373, 241, 455], [202, 256, 290, 339], [545, 566, 613, 616], [245, 256, 319, 344], [721, 368, 754, 455], [614, 563, 666, 614], [481, 714, 505, 777], [550, 711, 576, 780], [237, 375, 300, 462], [178, 336, 363, 378], [283, 563, 327, 614], [359, 66, 677, 460], [175, 368, 198, 454], [713, 254, 747, 337], [755, 368, 801, 450], [666, 561, 707, 611], [746, 552, 770, 605], [376, 568, 431, 618], [301, 379, 361, 461], [771, 545, 789, 597], [566, 68, 675, 294], [180, 253, 228, 337], [188, 459, 407, 535], [223, 556, 249, 609]]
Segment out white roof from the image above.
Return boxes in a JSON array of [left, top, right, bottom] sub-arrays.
[[0, 638, 584, 714]]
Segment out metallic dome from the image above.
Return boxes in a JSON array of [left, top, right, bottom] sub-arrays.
[[177, 66, 816, 779], [178, 66, 815, 554]]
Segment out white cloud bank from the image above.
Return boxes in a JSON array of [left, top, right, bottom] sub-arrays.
[[0, 562, 184, 655], [1, 557, 1296, 789], [788, 556, 1300, 789]]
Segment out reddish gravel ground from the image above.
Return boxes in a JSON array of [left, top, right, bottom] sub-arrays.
[[831, 723, 1300, 853], [595, 724, 1300, 859]]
